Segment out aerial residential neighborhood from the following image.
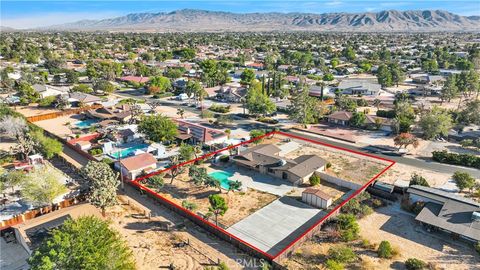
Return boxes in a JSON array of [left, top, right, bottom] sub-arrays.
[[0, 1, 480, 270]]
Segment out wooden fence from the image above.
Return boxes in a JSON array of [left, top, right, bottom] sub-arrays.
[[26, 104, 102, 122], [0, 196, 87, 230]]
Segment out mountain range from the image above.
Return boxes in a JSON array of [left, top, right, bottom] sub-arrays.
[[35, 9, 480, 32]]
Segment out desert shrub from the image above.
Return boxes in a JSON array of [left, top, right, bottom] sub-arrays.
[[377, 240, 393, 258], [326, 162, 332, 169], [152, 92, 174, 99], [102, 158, 114, 166], [328, 245, 357, 263], [209, 104, 231, 113], [256, 117, 279, 124], [371, 198, 384, 208], [182, 200, 198, 211], [146, 175, 164, 189], [219, 155, 230, 162], [475, 242, 480, 255], [405, 258, 427, 270], [336, 214, 360, 241], [38, 96, 56, 107], [88, 148, 103, 156], [376, 110, 396, 118], [325, 259, 344, 270], [200, 110, 214, 119], [410, 201, 426, 214], [409, 173, 430, 187], [309, 174, 321, 186]]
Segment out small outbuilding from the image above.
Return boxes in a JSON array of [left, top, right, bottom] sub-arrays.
[[302, 188, 333, 209]]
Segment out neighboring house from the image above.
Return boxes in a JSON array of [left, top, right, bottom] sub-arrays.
[[337, 79, 381, 96], [86, 105, 132, 123], [68, 92, 103, 106], [32, 84, 69, 98], [245, 62, 264, 70], [116, 153, 157, 180], [216, 86, 247, 103], [407, 185, 480, 243], [12, 204, 102, 254], [175, 120, 228, 146], [326, 111, 392, 131], [326, 111, 352, 126], [302, 188, 333, 209], [118, 76, 150, 84], [74, 140, 92, 151], [111, 128, 136, 144], [233, 144, 328, 185]]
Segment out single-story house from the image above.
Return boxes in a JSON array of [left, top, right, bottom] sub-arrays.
[[74, 140, 92, 151], [326, 111, 352, 126], [233, 144, 328, 185], [116, 153, 157, 180], [68, 92, 103, 106], [407, 185, 480, 243], [118, 76, 150, 84], [337, 79, 381, 96], [302, 188, 333, 209], [86, 105, 132, 123], [32, 84, 69, 98]]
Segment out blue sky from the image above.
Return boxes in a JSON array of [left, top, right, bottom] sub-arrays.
[[2, 1, 480, 29]]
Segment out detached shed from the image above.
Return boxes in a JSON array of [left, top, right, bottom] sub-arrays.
[[302, 188, 332, 209]]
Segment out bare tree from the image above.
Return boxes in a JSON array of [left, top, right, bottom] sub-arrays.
[[0, 115, 28, 139]]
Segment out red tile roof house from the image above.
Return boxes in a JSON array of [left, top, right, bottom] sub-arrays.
[[118, 76, 150, 84], [115, 153, 157, 180], [175, 120, 228, 146]]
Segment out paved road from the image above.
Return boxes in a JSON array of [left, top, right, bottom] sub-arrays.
[[114, 91, 480, 178]]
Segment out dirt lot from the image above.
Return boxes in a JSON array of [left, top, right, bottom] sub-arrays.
[[108, 192, 257, 270], [283, 142, 390, 185], [145, 169, 278, 227], [376, 162, 452, 188], [281, 203, 479, 270], [13, 104, 62, 117]]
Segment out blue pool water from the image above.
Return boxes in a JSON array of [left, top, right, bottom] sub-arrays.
[[109, 144, 149, 159], [209, 171, 237, 190], [75, 119, 99, 128]]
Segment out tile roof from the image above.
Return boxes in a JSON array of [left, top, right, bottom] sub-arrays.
[[120, 153, 157, 172]]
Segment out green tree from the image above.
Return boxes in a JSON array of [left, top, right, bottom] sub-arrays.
[[28, 216, 136, 270], [309, 174, 321, 186], [452, 171, 476, 192], [94, 80, 115, 93], [240, 68, 256, 85], [148, 76, 171, 94], [288, 87, 319, 127], [21, 166, 68, 206], [250, 129, 266, 144], [349, 112, 366, 127], [208, 194, 228, 226], [377, 240, 394, 258], [323, 73, 334, 81], [325, 259, 344, 270], [81, 161, 119, 216], [0, 170, 26, 193], [179, 143, 195, 161], [138, 114, 177, 142], [342, 46, 356, 61], [418, 106, 453, 139], [409, 173, 430, 187], [246, 81, 276, 116], [441, 75, 458, 103], [377, 64, 392, 88]]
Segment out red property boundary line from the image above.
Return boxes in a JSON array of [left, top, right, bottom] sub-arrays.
[[131, 130, 395, 260]]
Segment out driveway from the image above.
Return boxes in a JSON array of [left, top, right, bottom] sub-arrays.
[[226, 196, 326, 256]]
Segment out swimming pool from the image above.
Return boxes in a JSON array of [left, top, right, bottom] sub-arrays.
[[109, 144, 149, 159], [209, 171, 238, 190], [75, 119, 99, 129]]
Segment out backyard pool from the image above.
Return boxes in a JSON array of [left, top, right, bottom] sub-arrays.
[[109, 144, 149, 159], [209, 171, 237, 190], [75, 119, 99, 129]]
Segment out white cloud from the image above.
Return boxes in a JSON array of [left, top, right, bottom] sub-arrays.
[[1, 11, 123, 29], [325, 1, 344, 6], [365, 7, 377, 12]]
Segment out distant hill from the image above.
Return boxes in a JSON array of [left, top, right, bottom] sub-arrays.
[[0, 26, 17, 32], [41, 9, 480, 32]]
